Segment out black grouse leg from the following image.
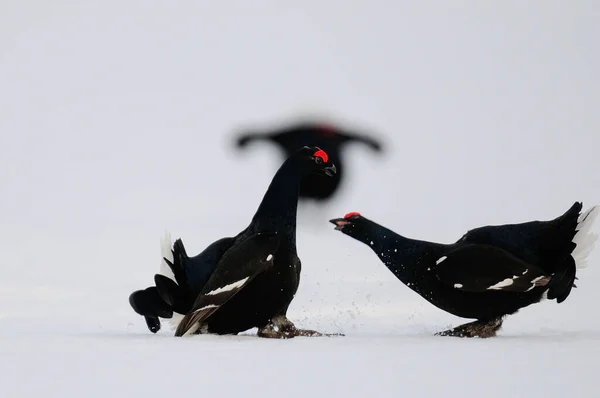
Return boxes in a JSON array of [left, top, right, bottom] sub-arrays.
[[435, 316, 504, 338], [257, 315, 322, 338], [257, 315, 344, 338], [274, 315, 346, 337], [276, 315, 323, 337], [256, 323, 284, 338]]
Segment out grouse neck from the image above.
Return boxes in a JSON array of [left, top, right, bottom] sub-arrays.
[[352, 219, 427, 278], [250, 157, 302, 237], [349, 219, 408, 248]]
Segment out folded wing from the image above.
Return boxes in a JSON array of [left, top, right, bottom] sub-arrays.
[[174, 232, 280, 336], [433, 244, 551, 293]]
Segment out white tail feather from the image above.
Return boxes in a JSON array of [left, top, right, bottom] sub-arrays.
[[572, 206, 599, 269], [159, 231, 176, 280], [157, 231, 185, 329]]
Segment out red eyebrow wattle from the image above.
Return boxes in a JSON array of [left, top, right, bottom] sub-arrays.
[[344, 212, 361, 219], [313, 147, 328, 163]]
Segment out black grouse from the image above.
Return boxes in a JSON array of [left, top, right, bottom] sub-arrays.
[[329, 202, 598, 338], [234, 120, 383, 202], [129, 146, 339, 338]]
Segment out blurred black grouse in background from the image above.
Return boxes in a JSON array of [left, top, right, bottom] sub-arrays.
[[330, 203, 598, 338], [234, 120, 383, 202], [129, 146, 339, 338]]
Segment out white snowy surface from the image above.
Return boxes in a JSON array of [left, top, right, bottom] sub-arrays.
[[1, 1, 600, 397]]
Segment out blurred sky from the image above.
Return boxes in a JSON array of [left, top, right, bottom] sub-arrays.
[[0, 1, 598, 280]]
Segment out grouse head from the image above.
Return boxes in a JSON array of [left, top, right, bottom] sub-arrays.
[[329, 212, 367, 237], [295, 146, 337, 177]]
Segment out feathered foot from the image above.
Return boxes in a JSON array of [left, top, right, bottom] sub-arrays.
[[257, 315, 344, 338], [435, 316, 504, 338]]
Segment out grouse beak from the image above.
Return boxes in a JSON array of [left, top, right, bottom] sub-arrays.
[[329, 218, 350, 231], [323, 164, 337, 177]]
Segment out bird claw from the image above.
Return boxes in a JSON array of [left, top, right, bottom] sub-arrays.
[[323, 332, 345, 337], [257, 317, 344, 339], [258, 328, 343, 339], [435, 317, 503, 339], [276, 319, 344, 338], [281, 328, 344, 337]]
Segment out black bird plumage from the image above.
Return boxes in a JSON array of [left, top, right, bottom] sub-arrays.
[[330, 203, 599, 338], [129, 146, 339, 338], [234, 121, 383, 202]]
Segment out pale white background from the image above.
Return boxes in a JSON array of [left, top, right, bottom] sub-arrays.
[[1, 1, 599, 397]]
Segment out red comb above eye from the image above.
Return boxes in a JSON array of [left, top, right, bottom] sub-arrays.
[[344, 212, 361, 219], [313, 147, 328, 163]]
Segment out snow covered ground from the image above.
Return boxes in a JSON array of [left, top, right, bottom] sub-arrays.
[[1, 2, 600, 397]]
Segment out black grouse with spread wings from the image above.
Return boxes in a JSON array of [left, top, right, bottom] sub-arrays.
[[235, 120, 383, 202]]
